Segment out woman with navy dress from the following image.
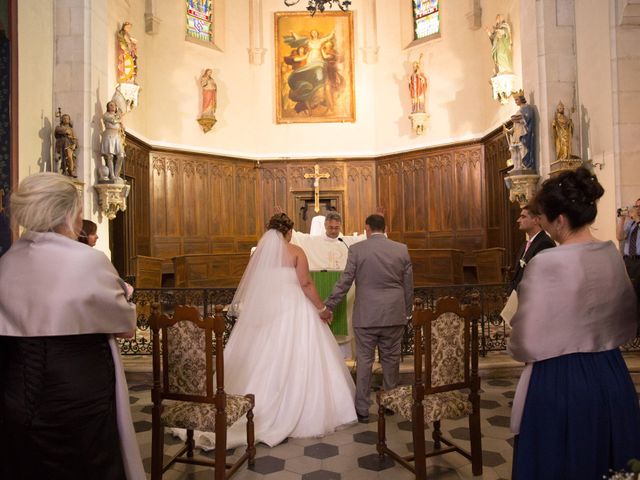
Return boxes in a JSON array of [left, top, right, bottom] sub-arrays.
[[509, 167, 640, 479]]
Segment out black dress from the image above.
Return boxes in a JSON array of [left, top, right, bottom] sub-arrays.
[[0, 334, 126, 480]]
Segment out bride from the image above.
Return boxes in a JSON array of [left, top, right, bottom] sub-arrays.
[[176, 213, 357, 448]]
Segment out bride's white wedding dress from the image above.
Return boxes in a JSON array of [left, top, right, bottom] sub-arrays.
[[173, 229, 357, 449]]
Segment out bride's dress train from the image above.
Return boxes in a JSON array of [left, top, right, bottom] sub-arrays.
[[173, 231, 357, 449]]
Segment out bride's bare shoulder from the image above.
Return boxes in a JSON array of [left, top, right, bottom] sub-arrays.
[[287, 242, 304, 257]]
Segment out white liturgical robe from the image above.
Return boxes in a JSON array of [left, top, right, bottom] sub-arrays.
[[291, 230, 364, 271]]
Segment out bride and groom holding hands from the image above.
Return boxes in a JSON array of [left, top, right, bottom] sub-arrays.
[[182, 211, 413, 448]]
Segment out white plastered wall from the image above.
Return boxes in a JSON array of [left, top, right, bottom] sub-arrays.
[[113, 0, 521, 158], [18, 1, 54, 179]]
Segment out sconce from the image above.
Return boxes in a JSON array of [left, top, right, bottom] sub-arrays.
[[94, 183, 131, 220], [587, 149, 605, 170]]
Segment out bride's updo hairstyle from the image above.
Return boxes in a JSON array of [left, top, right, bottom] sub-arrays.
[[267, 213, 294, 236], [532, 166, 604, 230]]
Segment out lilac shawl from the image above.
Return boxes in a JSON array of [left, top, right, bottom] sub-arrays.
[[507, 241, 637, 433]]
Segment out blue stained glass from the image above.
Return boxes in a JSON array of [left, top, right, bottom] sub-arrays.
[[186, 0, 213, 43]]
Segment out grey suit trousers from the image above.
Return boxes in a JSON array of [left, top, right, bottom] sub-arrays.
[[353, 325, 405, 417]]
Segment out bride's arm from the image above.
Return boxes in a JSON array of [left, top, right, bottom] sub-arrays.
[[292, 244, 325, 311]]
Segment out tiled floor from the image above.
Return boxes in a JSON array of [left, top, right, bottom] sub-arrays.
[[129, 378, 518, 479]]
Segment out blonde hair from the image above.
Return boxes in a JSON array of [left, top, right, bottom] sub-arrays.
[[10, 173, 82, 234]]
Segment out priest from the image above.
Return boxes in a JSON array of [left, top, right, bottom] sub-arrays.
[[291, 211, 364, 270], [289, 211, 364, 359]]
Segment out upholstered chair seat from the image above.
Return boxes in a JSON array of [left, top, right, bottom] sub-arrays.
[[161, 394, 253, 431], [379, 385, 472, 423]]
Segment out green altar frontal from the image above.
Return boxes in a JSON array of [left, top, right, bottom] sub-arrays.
[[311, 271, 348, 337]]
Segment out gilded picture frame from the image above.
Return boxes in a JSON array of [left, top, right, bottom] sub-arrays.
[[275, 11, 355, 124]]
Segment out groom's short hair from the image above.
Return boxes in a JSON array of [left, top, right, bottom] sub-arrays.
[[365, 214, 385, 232]]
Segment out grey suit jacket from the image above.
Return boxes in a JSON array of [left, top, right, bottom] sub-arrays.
[[325, 234, 414, 328]]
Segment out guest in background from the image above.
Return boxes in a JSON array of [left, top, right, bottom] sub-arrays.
[[78, 219, 98, 247], [616, 198, 640, 303], [508, 204, 555, 294], [0, 173, 145, 479], [508, 167, 640, 479]]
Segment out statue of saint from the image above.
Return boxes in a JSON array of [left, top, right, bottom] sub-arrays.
[[504, 112, 528, 171], [100, 101, 125, 182], [117, 21, 138, 84], [552, 101, 574, 160], [54, 112, 78, 178], [513, 91, 536, 170], [409, 55, 428, 114], [200, 69, 217, 118], [486, 14, 513, 76]]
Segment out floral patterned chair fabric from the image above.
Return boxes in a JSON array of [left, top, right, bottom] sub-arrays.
[[150, 304, 255, 480], [379, 385, 472, 423], [376, 297, 482, 480], [161, 394, 253, 431], [430, 312, 465, 387], [166, 321, 207, 395]]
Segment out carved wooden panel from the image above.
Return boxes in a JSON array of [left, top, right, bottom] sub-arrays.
[[149, 152, 259, 263], [128, 133, 517, 280], [209, 162, 234, 236], [151, 155, 168, 237], [427, 153, 454, 233], [346, 163, 375, 234], [260, 165, 288, 227], [182, 159, 208, 237], [234, 165, 258, 236], [376, 160, 403, 233], [454, 147, 483, 231]]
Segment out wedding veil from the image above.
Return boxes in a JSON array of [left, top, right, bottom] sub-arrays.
[[228, 229, 292, 325]]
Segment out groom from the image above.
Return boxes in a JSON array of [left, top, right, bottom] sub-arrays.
[[322, 214, 413, 422]]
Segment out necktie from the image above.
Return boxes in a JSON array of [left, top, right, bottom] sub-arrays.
[[523, 239, 532, 256], [629, 223, 639, 256]]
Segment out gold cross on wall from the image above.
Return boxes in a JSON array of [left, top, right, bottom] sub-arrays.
[[304, 164, 331, 213]]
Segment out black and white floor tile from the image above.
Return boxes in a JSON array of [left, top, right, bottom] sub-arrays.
[[129, 378, 517, 479]]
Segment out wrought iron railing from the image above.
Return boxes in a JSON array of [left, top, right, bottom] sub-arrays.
[[120, 285, 640, 356]]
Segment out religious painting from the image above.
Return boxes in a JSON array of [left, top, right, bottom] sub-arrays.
[[274, 11, 355, 124]]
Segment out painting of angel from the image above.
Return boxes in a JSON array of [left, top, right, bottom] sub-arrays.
[[275, 11, 354, 123]]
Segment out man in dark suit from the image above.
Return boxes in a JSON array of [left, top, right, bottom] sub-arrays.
[[322, 214, 413, 423], [509, 204, 555, 293]]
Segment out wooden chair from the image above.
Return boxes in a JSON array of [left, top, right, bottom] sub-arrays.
[[150, 304, 255, 480], [376, 298, 482, 479]]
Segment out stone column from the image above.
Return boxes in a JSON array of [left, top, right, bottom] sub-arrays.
[[248, 0, 265, 65], [519, 0, 578, 178], [54, 0, 109, 246]]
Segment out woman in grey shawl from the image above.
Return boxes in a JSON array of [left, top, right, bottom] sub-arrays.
[[0, 173, 145, 479], [509, 167, 640, 479]]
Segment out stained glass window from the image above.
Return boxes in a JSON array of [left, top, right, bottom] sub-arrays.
[[186, 0, 213, 44], [413, 0, 440, 40]]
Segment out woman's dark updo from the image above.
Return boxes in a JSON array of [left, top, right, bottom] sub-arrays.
[[267, 213, 294, 235], [532, 166, 604, 230]]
